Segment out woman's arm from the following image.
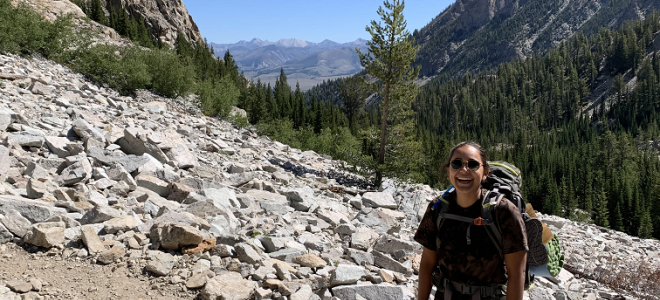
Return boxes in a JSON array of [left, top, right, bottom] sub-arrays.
[[504, 250, 527, 300], [418, 247, 438, 300]]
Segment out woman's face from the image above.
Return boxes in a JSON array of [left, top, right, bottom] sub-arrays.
[[446, 145, 489, 194]]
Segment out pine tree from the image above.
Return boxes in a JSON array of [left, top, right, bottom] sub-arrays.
[[356, 0, 420, 184], [593, 188, 609, 227], [90, 0, 106, 25], [338, 76, 369, 135], [638, 208, 654, 238], [612, 202, 625, 232]]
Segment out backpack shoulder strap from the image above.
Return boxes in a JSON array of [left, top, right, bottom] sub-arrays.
[[482, 190, 504, 258]]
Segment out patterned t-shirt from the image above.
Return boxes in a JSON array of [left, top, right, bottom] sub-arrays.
[[414, 189, 528, 299]]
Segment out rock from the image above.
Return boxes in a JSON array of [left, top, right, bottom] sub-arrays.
[[0, 209, 31, 238], [0, 146, 10, 178], [362, 192, 398, 209], [23, 162, 50, 180], [150, 223, 204, 250], [97, 246, 126, 264], [267, 248, 307, 263], [23, 222, 65, 248], [144, 101, 167, 114], [379, 269, 395, 283], [44, 136, 71, 158], [0, 196, 67, 223], [103, 216, 138, 234], [373, 235, 416, 259], [56, 158, 92, 186], [284, 186, 316, 212], [372, 251, 413, 276], [235, 243, 263, 264], [185, 272, 208, 289], [81, 225, 106, 255], [290, 284, 313, 300], [347, 248, 374, 266], [331, 284, 407, 300], [200, 187, 239, 209], [168, 182, 196, 202], [0, 107, 16, 131], [26, 179, 47, 199], [200, 271, 257, 300], [162, 129, 197, 169], [80, 206, 122, 225], [71, 119, 105, 142], [260, 236, 294, 253], [29, 81, 53, 96], [0, 223, 13, 244], [135, 174, 170, 197], [12, 133, 44, 147], [330, 264, 367, 286], [351, 227, 379, 251], [145, 251, 177, 276], [5, 280, 32, 293], [292, 254, 327, 268]]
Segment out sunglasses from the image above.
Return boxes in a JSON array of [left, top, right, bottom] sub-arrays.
[[450, 158, 482, 171]]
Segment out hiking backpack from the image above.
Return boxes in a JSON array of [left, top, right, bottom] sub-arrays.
[[431, 161, 549, 293]]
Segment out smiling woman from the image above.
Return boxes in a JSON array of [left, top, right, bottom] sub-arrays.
[[182, 0, 454, 44], [415, 142, 528, 300]]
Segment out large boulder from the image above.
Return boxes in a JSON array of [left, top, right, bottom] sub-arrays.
[[200, 271, 257, 300], [0, 209, 31, 238], [362, 192, 398, 209], [0, 196, 67, 223], [71, 119, 105, 143], [23, 222, 65, 248], [150, 223, 204, 250]]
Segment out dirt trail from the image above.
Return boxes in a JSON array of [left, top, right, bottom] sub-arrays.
[[0, 243, 196, 300]]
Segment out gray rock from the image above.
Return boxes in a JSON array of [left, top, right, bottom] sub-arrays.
[[24, 162, 49, 180], [330, 265, 367, 287], [0, 195, 67, 223], [348, 248, 374, 266], [185, 200, 237, 231], [5, 280, 32, 293], [0, 223, 14, 244], [211, 244, 235, 258], [145, 251, 177, 276], [71, 119, 105, 142], [267, 248, 306, 263], [260, 236, 294, 253], [223, 172, 256, 187], [106, 164, 137, 190], [26, 178, 47, 199], [284, 186, 316, 212], [29, 81, 54, 95], [150, 223, 204, 250], [0, 107, 16, 131], [12, 133, 44, 147], [56, 158, 92, 186], [162, 129, 197, 169], [331, 284, 407, 300], [23, 221, 65, 248], [135, 174, 170, 197], [0, 146, 9, 178], [200, 271, 257, 300], [0, 209, 31, 238], [201, 187, 239, 209], [81, 224, 106, 255], [335, 223, 357, 235], [235, 243, 263, 264], [228, 163, 247, 174], [373, 235, 416, 258], [44, 136, 71, 158], [351, 227, 379, 251], [290, 284, 313, 300], [372, 251, 412, 276], [362, 192, 398, 209], [87, 148, 149, 173], [80, 206, 122, 225]]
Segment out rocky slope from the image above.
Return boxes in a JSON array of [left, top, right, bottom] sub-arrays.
[[0, 53, 659, 300], [415, 0, 660, 78]]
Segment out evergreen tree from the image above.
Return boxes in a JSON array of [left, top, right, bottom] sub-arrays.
[[90, 0, 105, 25], [638, 208, 654, 238], [612, 202, 625, 232], [356, 0, 420, 184], [593, 188, 609, 227], [338, 76, 369, 135]]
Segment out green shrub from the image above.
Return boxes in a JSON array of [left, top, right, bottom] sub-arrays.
[[143, 50, 194, 98], [0, 0, 72, 57], [199, 76, 239, 117]]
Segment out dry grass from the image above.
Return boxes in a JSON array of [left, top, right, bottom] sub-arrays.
[[565, 259, 660, 300]]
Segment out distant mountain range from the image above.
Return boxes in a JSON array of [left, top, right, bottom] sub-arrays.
[[210, 38, 369, 90]]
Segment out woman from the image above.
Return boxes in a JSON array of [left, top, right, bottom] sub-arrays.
[[415, 142, 528, 300]]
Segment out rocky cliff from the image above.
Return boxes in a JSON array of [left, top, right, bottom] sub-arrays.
[[103, 0, 203, 46], [415, 0, 660, 78], [0, 51, 659, 299]]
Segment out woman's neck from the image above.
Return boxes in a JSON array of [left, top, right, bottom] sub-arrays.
[[455, 188, 481, 208]]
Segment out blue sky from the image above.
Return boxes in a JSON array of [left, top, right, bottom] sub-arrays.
[[184, 0, 455, 44]]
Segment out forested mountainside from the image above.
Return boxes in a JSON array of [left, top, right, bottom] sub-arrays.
[[415, 0, 660, 79]]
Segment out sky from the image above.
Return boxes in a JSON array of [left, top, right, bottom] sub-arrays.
[[184, 0, 455, 45]]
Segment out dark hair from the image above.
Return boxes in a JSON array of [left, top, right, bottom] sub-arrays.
[[444, 141, 490, 171]]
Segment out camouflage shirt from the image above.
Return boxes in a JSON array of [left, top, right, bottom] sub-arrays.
[[414, 189, 528, 299]]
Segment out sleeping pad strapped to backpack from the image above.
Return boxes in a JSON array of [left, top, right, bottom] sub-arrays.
[[430, 161, 563, 298]]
